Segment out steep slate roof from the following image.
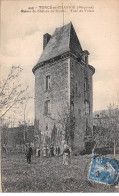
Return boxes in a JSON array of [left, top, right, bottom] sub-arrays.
[[36, 22, 83, 65]]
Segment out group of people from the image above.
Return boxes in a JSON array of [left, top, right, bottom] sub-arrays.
[[43, 144, 60, 157], [26, 143, 71, 166]]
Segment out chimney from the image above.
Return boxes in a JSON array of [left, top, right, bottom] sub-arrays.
[[43, 33, 51, 50]]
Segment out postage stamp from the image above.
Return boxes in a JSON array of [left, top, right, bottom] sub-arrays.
[[88, 154, 119, 185]]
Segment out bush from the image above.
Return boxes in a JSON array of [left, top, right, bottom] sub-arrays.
[[94, 147, 113, 155]]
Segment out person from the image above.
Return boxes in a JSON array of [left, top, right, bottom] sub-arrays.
[[26, 147, 33, 164], [2, 144, 7, 153], [57, 146, 60, 156], [63, 144, 70, 165], [55, 146, 58, 156], [46, 146, 49, 157], [50, 144, 54, 157], [43, 146, 46, 157], [36, 148, 40, 157]]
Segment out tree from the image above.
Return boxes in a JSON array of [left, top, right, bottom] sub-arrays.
[[93, 103, 119, 156], [0, 66, 30, 123], [1, 125, 9, 147], [46, 103, 75, 150], [56, 105, 75, 150]]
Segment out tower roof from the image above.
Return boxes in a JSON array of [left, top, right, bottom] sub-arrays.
[[36, 22, 83, 65]]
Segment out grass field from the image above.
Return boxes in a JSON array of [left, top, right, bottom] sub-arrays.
[[1, 153, 119, 192]]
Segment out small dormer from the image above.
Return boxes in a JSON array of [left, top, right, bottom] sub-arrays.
[[43, 33, 51, 50]]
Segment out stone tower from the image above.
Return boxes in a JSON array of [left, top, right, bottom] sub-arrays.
[[32, 22, 95, 154]]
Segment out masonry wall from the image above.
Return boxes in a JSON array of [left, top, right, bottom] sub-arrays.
[[88, 67, 93, 133], [34, 54, 94, 153], [35, 58, 70, 148], [70, 57, 93, 153], [70, 57, 85, 153]]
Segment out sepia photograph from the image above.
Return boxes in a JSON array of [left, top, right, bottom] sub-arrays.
[[0, 0, 119, 192]]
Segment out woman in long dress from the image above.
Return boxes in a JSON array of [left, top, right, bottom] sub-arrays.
[[63, 144, 70, 165]]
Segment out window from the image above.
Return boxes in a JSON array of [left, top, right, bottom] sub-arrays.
[[76, 82, 77, 93], [78, 108, 81, 115], [85, 101, 90, 115], [46, 124, 48, 130], [46, 75, 50, 90], [71, 101, 74, 112], [45, 100, 50, 115], [84, 78, 89, 91]]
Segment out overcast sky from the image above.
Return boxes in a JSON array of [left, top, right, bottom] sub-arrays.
[[1, 0, 119, 124]]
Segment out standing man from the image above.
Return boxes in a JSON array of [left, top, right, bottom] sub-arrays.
[[50, 144, 54, 157], [57, 146, 60, 156], [26, 146, 33, 164]]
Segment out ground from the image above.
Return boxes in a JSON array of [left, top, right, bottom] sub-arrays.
[[1, 153, 119, 192]]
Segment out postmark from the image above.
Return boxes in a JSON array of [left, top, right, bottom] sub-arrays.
[[88, 154, 119, 185]]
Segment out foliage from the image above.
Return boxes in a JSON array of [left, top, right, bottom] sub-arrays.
[[56, 105, 75, 148], [25, 125, 34, 144], [93, 104, 119, 154], [1, 124, 34, 150], [48, 104, 75, 149], [13, 126, 24, 145], [1, 125, 9, 146]]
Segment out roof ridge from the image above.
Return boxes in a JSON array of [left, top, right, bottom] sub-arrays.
[[68, 22, 72, 51], [69, 23, 83, 55]]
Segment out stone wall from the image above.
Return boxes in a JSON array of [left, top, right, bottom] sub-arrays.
[[70, 57, 85, 153], [35, 57, 70, 149], [34, 55, 94, 154], [70, 56, 93, 154]]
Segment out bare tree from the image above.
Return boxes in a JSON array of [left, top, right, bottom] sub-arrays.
[[45, 102, 75, 150], [0, 66, 30, 123], [50, 104, 75, 150], [93, 103, 119, 157]]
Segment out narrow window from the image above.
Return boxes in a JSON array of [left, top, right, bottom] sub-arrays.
[[96, 114, 99, 118], [76, 82, 77, 93], [46, 76, 50, 90], [46, 124, 48, 130], [85, 101, 90, 115], [78, 108, 81, 115], [84, 78, 89, 91], [71, 101, 74, 112], [45, 100, 50, 115], [85, 55, 88, 64]]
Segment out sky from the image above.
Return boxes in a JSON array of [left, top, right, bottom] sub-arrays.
[[1, 0, 119, 124]]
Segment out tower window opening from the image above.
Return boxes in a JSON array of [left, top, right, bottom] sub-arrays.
[[76, 82, 77, 93], [45, 100, 51, 115], [46, 75, 50, 90], [84, 78, 89, 91], [78, 108, 81, 115], [85, 101, 90, 115], [46, 124, 48, 130]]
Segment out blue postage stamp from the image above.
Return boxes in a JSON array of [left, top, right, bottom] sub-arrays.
[[88, 154, 119, 185]]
